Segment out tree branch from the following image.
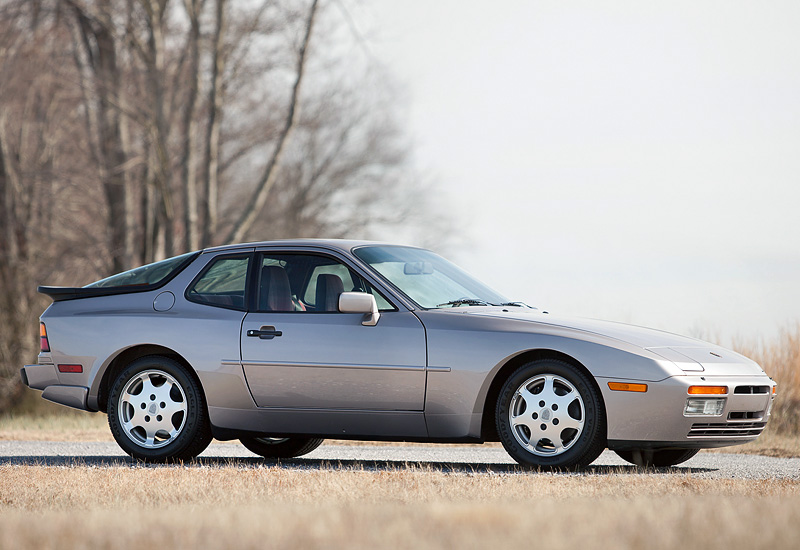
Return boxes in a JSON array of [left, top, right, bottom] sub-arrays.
[[224, 0, 318, 244]]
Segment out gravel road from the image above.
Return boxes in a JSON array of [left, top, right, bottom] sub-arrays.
[[1, 440, 798, 479]]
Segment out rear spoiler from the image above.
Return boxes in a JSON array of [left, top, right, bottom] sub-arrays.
[[38, 286, 152, 302], [38, 251, 201, 302]]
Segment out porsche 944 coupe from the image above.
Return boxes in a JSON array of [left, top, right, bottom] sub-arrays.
[[21, 240, 776, 468]]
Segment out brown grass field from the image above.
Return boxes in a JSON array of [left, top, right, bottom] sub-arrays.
[[1, 416, 799, 549], [0, 324, 798, 549], [727, 323, 800, 435], [1, 464, 799, 550]]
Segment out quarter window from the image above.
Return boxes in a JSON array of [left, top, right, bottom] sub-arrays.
[[187, 255, 250, 310]]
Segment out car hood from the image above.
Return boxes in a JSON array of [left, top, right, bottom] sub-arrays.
[[456, 307, 764, 375]]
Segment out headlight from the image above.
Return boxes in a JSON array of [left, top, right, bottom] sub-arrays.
[[684, 398, 725, 416]]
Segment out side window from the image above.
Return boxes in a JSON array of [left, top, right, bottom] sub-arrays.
[[303, 263, 356, 305], [186, 255, 250, 310], [304, 263, 394, 312], [257, 253, 395, 313]]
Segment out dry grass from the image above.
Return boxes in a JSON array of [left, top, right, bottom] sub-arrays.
[[1, 497, 797, 550], [0, 411, 112, 441], [5, 464, 799, 511], [729, 323, 800, 434], [15, 499, 800, 550], [706, 427, 800, 458], [0, 465, 798, 550]]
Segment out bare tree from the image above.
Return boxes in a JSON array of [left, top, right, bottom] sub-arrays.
[[68, 0, 133, 273], [179, 0, 203, 251], [0, 3, 106, 407], [224, 0, 319, 245], [200, 0, 226, 247], [0, 0, 448, 412]]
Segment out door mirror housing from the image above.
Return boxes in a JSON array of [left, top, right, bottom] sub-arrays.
[[338, 292, 380, 326]]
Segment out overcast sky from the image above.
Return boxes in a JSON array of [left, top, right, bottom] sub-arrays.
[[349, 1, 800, 342]]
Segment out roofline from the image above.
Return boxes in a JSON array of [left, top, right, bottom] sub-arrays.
[[201, 238, 425, 254]]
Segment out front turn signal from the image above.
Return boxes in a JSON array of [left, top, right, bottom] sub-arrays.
[[688, 385, 728, 395], [608, 382, 648, 392]]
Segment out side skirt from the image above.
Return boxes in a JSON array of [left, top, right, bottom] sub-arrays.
[[209, 405, 436, 441]]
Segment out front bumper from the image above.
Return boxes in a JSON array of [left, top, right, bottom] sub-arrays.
[[21, 364, 90, 411], [602, 373, 776, 450]]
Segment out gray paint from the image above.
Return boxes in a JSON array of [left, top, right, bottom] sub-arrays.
[[21, 239, 776, 457], [42, 385, 88, 410], [241, 310, 425, 410]]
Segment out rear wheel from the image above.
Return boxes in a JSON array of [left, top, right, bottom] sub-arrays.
[[614, 448, 699, 467], [496, 359, 606, 470], [240, 436, 324, 459], [107, 355, 212, 462]]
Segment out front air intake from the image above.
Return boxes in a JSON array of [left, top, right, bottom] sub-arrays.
[[687, 422, 766, 437], [733, 385, 770, 394]]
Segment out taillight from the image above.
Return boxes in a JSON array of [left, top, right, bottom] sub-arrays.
[[40, 322, 50, 352]]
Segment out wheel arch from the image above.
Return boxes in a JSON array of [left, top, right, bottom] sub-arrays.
[[96, 344, 204, 413], [479, 349, 607, 442]]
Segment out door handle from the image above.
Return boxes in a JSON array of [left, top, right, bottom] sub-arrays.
[[246, 326, 283, 340]]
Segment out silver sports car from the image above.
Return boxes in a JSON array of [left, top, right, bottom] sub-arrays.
[[22, 240, 776, 468]]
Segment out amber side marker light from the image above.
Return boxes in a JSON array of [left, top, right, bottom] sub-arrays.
[[772, 386, 777, 395], [39, 323, 50, 352], [608, 382, 648, 392], [688, 385, 728, 395]]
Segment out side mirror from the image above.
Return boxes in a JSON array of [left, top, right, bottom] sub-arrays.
[[338, 292, 380, 326]]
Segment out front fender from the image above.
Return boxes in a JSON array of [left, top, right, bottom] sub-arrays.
[[418, 310, 680, 438]]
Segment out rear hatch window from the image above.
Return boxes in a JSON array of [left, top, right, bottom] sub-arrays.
[[85, 251, 198, 289]]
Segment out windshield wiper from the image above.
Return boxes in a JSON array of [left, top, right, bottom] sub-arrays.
[[498, 301, 535, 308], [436, 298, 492, 308]]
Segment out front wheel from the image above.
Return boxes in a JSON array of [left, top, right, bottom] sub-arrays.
[[614, 448, 699, 467], [107, 355, 212, 462], [496, 359, 606, 470], [240, 436, 324, 459]]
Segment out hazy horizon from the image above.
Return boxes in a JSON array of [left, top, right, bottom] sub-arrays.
[[360, 0, 800, 342]]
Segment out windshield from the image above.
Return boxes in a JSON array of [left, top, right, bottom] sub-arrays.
[[353, 246, 508, 308], [85, 251, 198, 289]]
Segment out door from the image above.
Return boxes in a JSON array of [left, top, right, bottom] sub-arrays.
[[240, 251, 427, 411]]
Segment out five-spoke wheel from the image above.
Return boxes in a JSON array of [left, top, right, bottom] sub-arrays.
[[497, 359, 606, 469], [108, 356, 211, 462]]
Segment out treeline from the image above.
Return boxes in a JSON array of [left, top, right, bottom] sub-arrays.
[[0, 0, 440, 410]]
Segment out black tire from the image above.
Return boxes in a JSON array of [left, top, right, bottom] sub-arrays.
[[107, 355, 212, 462], [240, 436, 324, 459], [496, 359, 606, 470], [614, 448, 699, 468]]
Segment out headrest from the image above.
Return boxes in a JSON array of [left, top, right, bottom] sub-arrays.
[[260, 265, 292, 312], [315, 273, 344, 312]]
